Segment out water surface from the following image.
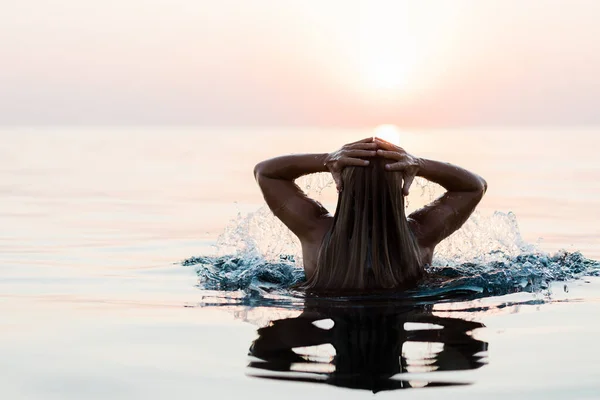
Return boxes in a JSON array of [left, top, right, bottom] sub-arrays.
[[1, 127, 599, 399]]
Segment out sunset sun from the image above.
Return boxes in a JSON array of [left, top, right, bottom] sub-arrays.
[[355, 1, 457, 97], [358, 3, 420, 93]]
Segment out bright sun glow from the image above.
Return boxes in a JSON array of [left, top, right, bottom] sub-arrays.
[[373, 124, 401, 146], [356, 1, 457, 96], [358, 2, 420, 92]]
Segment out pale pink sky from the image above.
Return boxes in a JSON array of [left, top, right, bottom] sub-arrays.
[[2, 0, 599, 126]]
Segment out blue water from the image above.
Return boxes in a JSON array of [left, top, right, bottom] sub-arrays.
[[183, 250, 599, 306]]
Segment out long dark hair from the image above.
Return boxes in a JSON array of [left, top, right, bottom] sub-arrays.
[[304, 157, 423, 292]]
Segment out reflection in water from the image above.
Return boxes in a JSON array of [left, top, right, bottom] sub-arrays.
[[247, 302, 488, 393]]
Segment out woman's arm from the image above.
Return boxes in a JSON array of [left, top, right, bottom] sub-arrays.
[[254, 154, 330, 242], [254, 138, 376, 241], [417, 158, 487, 194], [374, 138, 487, 249], [254, 153, 329, 181], [410, 158, 487, 248]]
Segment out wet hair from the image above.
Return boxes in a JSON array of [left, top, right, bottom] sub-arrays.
[[303, 157, 423, 293]]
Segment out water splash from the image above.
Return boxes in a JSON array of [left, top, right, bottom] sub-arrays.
[[184, 248, 599, 306], [183, 175, 599, 306], [182, 254, 303, 292]]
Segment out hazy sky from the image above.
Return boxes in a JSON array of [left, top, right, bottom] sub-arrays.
[[2, 0, 599, 126]]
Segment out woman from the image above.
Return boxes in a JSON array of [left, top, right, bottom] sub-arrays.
[[254, 137, 487, 292]]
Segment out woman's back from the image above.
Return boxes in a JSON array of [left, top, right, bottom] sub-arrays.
[[254, 137, 487, 294], [303, 157, 423, 292]]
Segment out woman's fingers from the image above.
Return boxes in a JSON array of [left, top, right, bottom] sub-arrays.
[[373, 138, 399, 151], [348, 142, 378, 150], [339, 157, 370, 167], [331, 171, 343, 192], [350, 137, 374, 144], [345, 149, 377, 158], [402, 173, 416, 196], [377, 149, 403, 160], [335, 137, 415, 196], [385, 162, 410, 171]]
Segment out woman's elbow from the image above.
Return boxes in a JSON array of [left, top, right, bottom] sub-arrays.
[[254, 160, 270, 181], [253, 162, 263, 180], [479, 176, 488, 194], [473, 176, 488, 199]]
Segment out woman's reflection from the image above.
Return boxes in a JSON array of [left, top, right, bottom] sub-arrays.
[[247, 303, 488, 393]]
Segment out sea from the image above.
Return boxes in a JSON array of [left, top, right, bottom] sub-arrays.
[[1, 126, 599, 399]]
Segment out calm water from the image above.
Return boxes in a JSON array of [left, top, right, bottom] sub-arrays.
[[1, 127, 599, 399]]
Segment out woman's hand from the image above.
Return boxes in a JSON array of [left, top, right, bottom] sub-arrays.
[[325, 137, 377, 192], [374, 137, 422, 196]]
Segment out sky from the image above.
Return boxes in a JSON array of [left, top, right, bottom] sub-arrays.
[[1, 0, 599, 127]]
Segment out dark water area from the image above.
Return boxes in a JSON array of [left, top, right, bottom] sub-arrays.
[[246, 301, 488, 393], [183, 250, 600, 308]]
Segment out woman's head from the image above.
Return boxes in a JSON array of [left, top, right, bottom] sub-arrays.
[[304, 157, 422, 293]]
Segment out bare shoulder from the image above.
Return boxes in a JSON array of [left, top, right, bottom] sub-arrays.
[[300, 215, 334, 279]]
